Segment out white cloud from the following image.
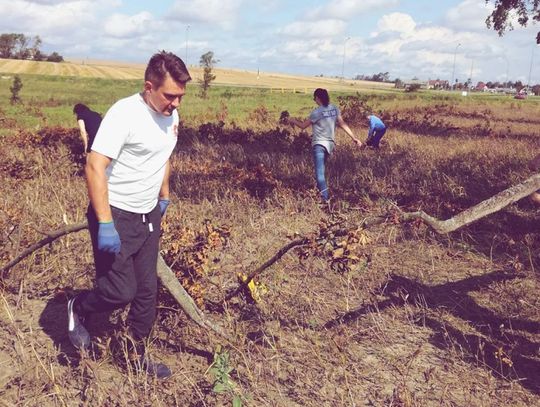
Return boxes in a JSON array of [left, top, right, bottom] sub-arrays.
[[0, 0, 116, 36], [279, 19, 346, 38], [377, 12, 416, 34], [307, 0, 399, 21], [168, 0, 243, 28], [104, 12, 156, 38], [444, 0, 493, 32]]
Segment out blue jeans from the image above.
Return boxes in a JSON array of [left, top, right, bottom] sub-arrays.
[[367, 127, 386, 148], [312, 144, 329, 201]]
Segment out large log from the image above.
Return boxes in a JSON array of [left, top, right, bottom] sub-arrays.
[[398, 173, 540, 234]]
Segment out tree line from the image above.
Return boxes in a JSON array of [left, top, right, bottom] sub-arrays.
[[0, 33, 64, 62]]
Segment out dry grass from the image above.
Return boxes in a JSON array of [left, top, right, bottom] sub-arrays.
[[0, 58, 393, 91], [0, 93, 539, 406]]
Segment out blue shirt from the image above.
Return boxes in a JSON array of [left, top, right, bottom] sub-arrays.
[[368, 115, 385, 138], [309, 104, 340, 154]]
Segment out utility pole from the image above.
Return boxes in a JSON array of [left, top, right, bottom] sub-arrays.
[[469, 58, 474, 88], [527, 44, 535, 90], [451, 43, 461, 90], [185, 25, 190, 65], [341, 37, 350, 81]]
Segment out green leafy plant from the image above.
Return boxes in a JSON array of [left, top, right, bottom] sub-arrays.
[[208, 346, 242, 406]]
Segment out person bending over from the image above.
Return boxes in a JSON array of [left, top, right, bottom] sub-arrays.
[[73, 103, 102, 153]]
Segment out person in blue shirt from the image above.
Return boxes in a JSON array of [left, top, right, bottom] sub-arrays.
[[365, 114, 387, 149], [288, 88, 361, 202]]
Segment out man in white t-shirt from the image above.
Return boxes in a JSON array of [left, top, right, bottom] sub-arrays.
[[67, 51, 191, 379]]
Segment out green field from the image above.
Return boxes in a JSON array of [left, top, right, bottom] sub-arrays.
[[1, 73, 538, 132]]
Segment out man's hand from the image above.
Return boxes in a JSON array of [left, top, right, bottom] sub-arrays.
[[97, 221, 121, 254], [158, 199, 170, 216]]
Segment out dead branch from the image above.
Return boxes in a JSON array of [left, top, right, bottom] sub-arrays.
[[225, 237, 311, 301], [1, 221, 230, 340], [156, 255, 229, 339], [1, 222, 88, 275], [397, 173, 540, 234], [224, 173, 540, 300]]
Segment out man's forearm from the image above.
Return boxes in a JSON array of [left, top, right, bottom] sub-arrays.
[[85, 164, 112, 222], [159, 161, 171, 199]]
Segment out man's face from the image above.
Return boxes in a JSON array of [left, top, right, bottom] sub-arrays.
[[144, 73, 186, 116]]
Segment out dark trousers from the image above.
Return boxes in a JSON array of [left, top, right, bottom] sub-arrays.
[[366, 127, 387, 148], [77, 204, 161, 340]]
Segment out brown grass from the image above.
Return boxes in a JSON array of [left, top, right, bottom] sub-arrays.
[[0, 95, 539, 406]]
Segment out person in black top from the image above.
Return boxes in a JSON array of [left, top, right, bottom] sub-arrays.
[[73, 104, 102, 153]]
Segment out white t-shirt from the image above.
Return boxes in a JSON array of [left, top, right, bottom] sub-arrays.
[[91, 93, 178, 213]]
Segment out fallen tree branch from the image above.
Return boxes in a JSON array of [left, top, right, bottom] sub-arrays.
[[224, 173, 540, 300], [156, 255, 229, 339], [397, 173, 540, 234], [1, 221, 88, 275], [1, 221, 230, 340], [225, 237, 311, 301]]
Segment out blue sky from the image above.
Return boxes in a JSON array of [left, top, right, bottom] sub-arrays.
[[1, 0, 538, 84]]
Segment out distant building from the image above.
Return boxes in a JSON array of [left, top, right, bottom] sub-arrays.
[[401, 79, 428, 89], [427, 79, 449, 90], [475, 82, 488, 92]]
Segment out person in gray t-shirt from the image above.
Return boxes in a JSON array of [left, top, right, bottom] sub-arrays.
[[288, 88, 361, 202]]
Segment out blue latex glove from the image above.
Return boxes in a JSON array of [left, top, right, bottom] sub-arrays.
[[158, 199, 170, 216], [97, 221, 121, 254]]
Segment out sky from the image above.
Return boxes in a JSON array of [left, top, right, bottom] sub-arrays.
[[0, 0, 539, 84]]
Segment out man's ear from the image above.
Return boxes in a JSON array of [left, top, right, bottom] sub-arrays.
[[144, 81, 153, 93]]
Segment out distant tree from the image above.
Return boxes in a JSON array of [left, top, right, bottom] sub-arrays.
[[0, 33, 18, 58], [199, 51, 217, 98], [515, 80, 524, 91], [14, 33, 30, 59], [532, 84, 540, 95], [33, 49, 46, 61], [485, 0, 540, 44], [394, 78, 404, 88], [0, 33, 47, 60], [46, 52, 64, 62], [10, 75, 23, 104], [30, 35, 42, 59]]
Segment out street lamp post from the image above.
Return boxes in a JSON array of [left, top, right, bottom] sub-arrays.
[[185, 25, 190, 65], [451, 43, 461, 90], [504, 55, 509, 86], [469, 58, 474, 88], [527, 44, 535, 90], [341, 36, 350, 81]]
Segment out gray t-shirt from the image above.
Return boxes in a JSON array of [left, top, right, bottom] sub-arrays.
[[309, 104, 339, 154]]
